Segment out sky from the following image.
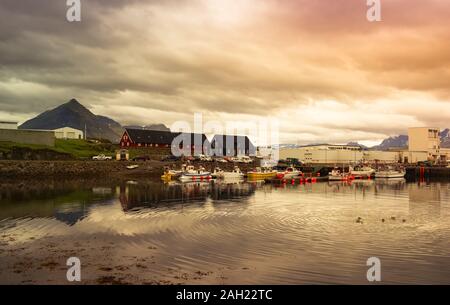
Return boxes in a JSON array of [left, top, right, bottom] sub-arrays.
[[1, 0, 450, 146]]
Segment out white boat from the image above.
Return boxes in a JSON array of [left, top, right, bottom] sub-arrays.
[[328, 168, 353, 181], [179, 165, 212, 181], [211, 167, 224, 179], [277, 167, 302, 179], [126, 165, 139, 170], [212, 166, 244, 179], [222, 166, 244, 179], [350, 166, 375, 179], [375, 169, 405, 179]]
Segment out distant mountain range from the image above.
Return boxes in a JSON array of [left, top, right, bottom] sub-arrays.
[[123, 124, 170, 132], [370, 135, 409, 150], [280, 130, 450, 151], [19, 99, 170, 142], [371, 130, 450, 150]]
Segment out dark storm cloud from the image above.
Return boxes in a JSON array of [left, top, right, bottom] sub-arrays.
[[1, 0, 450, 144]]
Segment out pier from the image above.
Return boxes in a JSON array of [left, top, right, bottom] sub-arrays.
[[406, 167, 450, 180]]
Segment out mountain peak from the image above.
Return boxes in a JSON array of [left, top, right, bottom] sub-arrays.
[[19, 99, 124, 142], [62, 98, 89, 112], [68, 98, 80, 104]]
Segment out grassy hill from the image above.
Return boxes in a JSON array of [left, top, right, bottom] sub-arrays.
[[0, 139, 117, 160]]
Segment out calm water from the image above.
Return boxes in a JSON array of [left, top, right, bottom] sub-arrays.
[[1, 178, 450, 284]]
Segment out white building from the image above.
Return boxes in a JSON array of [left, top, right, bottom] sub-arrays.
[[407, 127, 450, 163], [280, 144, 364, 164], [53, 127, 84, 140], [0, 121, 18, 130], [363, 150, 401, 163], [280, 144, 404, 165]]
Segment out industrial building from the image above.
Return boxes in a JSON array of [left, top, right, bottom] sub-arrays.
[[53, 127, 84, 140], [279, 127, 450, 165], [0, 121, 18, 130], [407, 127, 446, 163]]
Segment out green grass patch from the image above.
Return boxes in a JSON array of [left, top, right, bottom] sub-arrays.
[[0, 139, 117, 160], [53, 139, 116, 159]]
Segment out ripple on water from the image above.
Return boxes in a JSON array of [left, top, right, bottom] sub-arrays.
[[1, 180, 450, 284]]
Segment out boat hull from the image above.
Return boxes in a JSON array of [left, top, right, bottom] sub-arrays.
[[351, 170, 374, 178], [179, 173, 212, 181], [375, 172, 405, 179], [247, 172, 277, 180], [221, 173, 244, 179]]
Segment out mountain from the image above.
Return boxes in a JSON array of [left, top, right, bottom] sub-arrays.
[[19, 99, 124, 142], [347, 142, 368, 149], [371, 129, 450, 150], [441, 129, 450, 148], [371, 135, 408, 150], [123, 124, 170, 132]]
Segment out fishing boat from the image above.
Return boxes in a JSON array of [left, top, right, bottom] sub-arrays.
[[375, 168, 405, 178], [350, 166, 375, 179], [222, 166, 244, 179], [179, 165, 212, 181], [212, 166, 244, 179], [211, 167, 224, 179], [161, 166, 183, 180], [328, 167, 353, 181], [277, 166, 302, 179], [126, 165, 139, 170], [247, 167, 277, 180]]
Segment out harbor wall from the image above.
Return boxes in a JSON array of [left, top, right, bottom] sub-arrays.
[[0, 129, 55, 147], [406, 167, 450, 180], [0, 160, 258, 179]]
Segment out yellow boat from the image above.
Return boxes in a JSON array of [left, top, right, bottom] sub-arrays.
[[161, 167, 183, 181], [247, 167, 277, 180], [161, 173, 174, 181]]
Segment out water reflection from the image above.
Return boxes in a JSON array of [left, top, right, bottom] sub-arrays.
[[1, 178, 450, 284], [119, 180, 257, 211]]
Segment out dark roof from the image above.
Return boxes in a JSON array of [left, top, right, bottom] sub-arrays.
[[211, 134, 255, 148], [126, 129, 174, 144], [125, 128, 209, 145]]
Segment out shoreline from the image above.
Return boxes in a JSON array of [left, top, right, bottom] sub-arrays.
[[0, 160, 258, 179]]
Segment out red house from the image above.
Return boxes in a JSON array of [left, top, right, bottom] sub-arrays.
[[120, 128, 209, 155]]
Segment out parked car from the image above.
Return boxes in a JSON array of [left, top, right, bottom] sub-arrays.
[[92, 154, 112, 161], [215, 158, 228, 163], [286, 158, 303, 167], [239, 156, 253, 164], [197, 154, 213, 162], [132, 155, 151, 162], [162, 155, 180, 162]]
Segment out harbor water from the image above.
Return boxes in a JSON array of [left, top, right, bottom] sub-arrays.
[[1, 178, 450, 284]]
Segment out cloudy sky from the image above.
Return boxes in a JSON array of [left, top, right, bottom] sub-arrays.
[[1, 0, 450, 146]]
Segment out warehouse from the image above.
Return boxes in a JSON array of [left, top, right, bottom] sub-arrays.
[[53, 127, 84, 140], [0, 121, 18, 130]]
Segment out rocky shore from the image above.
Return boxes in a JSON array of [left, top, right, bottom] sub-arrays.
[[0, 160, 259, 179]]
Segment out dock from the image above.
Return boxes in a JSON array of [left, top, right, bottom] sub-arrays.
[[265, 176, 329, 185], [406, 167, 450, 180]]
